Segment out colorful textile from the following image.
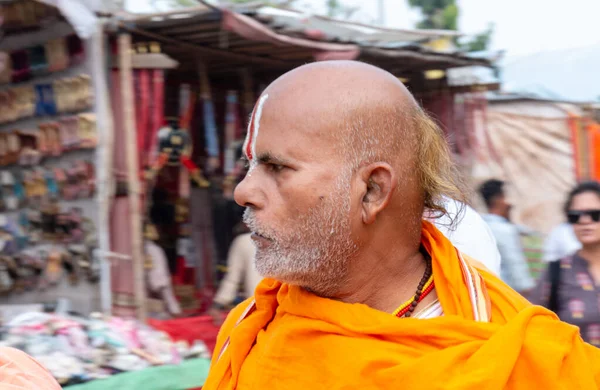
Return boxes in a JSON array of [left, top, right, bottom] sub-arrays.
[[204, 221, 600, 390]]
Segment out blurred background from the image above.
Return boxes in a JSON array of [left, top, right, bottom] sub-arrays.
[[0, 0, 598, 387]]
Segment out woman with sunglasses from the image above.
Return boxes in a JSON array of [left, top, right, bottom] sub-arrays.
[[531, 181, 600, 346]]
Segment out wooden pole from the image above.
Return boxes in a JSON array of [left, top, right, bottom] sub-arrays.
[[118, 32, 147, 322], [89, 20, 115, 316]]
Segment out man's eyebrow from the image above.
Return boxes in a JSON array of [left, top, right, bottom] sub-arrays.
[[256, 152, 292, 165]]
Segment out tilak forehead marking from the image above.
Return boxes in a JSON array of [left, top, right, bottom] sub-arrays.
[[243, 94, 269, 161]]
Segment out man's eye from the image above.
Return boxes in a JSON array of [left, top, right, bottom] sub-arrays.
[[268, 164, 285, 173]]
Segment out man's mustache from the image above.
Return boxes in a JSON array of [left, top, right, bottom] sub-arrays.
[[243, 209, 274, 240]]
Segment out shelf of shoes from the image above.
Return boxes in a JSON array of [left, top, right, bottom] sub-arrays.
[[0, 33, 86, 86], [0, 0, 63, 39]]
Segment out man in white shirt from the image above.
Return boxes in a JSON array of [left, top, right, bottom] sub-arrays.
[[479, 180, 535, 294], [430, 198, 501, 276]]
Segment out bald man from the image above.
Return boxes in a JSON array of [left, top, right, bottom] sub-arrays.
[[204, 62, 600, 390]]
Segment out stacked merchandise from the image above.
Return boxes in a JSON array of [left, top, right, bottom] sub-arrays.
[[0, 311, 211, 387], [0, 4, 99, 302], [0, 1, 61, 31], [0, 203, 98, 294]]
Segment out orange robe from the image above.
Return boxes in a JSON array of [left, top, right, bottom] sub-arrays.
[[0, 347, 61, 389], [204, 221, 600, 389]]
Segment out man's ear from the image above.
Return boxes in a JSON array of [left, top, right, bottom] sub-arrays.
[[359, 163, 396, 224]]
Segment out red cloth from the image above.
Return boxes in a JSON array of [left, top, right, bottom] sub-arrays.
[[148, 316, 221, 353]]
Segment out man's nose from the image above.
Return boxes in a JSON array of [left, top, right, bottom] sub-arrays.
[[234, 170, 265, 209]]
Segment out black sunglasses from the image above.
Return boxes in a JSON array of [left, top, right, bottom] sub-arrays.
[[567, 210, 600, 224]]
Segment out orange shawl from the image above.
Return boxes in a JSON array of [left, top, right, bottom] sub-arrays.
[[204, 221, 600, 389]]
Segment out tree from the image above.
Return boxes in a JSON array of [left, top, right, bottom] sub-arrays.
[[407, 0, 493, 52], [460, 23, 494, 52], [407, 0, 458, 30]]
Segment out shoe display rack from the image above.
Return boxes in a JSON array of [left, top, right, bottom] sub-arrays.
[[0, 2, 100, 314]]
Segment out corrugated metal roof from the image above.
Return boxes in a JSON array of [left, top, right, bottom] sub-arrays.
[[121, 3, 492, 77]]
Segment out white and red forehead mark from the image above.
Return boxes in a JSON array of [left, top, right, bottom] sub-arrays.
[[243, 94, 269, 162]]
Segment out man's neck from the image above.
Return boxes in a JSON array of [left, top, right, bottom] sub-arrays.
[[330, 245, 428, 313]]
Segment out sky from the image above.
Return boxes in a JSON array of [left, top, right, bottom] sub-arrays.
[[127, 0, 600, 59], [295, 0, 600, 58]]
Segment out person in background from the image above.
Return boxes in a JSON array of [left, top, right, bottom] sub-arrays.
[[479, 179, 535, 294], [543, 221, 581, 263], [209, 226, 260, 324], [531, 181, 600, 346], [429, 197, 501, 276]]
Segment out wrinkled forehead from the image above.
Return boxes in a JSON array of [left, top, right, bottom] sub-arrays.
[[242, 93, 341, 164]]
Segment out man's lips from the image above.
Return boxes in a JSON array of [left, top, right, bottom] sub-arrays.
[[251, 232, 271, 240]]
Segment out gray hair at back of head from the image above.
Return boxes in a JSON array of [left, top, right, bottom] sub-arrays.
[[339, 103, 468, 227]]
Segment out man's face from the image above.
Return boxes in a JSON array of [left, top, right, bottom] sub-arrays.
[[234, 94, 359, 293], [495, 193, 512, 220]]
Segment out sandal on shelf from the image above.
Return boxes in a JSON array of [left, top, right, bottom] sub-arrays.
[[37, 124, 49, 155], [53, 168, 66, 197], [34, 84, 46, 116], [6, 131, 21, 166], [10, 50, 31, 84], [28, 44, 48, 78], [42, 83, 57, 116], [59, 116, 79, 150], [45, 38, 69, 73], [0, 52, 12, 85], [14, 85, 35, 119], [53, 79, 66, 113], [75, 75, 93, 111], [78, 113, 97, 148], [13, 172, 26, 208], [17, 131, 40, 166], [63, 164, 78, 200], [0, 134, 7, 166], [45, 121, 62, 156], [1, 89, 18, 124], [44, 249, 64, 286], [45, 169, 59, 199], [67, 35, 85, 66]]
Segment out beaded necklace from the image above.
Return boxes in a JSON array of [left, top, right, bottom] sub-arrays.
[[393, 251, 434, 318]]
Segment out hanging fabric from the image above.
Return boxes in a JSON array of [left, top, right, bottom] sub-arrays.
[[135, 69, 150, 171], [224, 90, 239, 175]]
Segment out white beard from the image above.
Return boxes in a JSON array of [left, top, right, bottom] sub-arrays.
[[242, 170, 358, 295]]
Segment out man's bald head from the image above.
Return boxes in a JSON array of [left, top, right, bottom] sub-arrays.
[[261, 61, 419, 170]]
